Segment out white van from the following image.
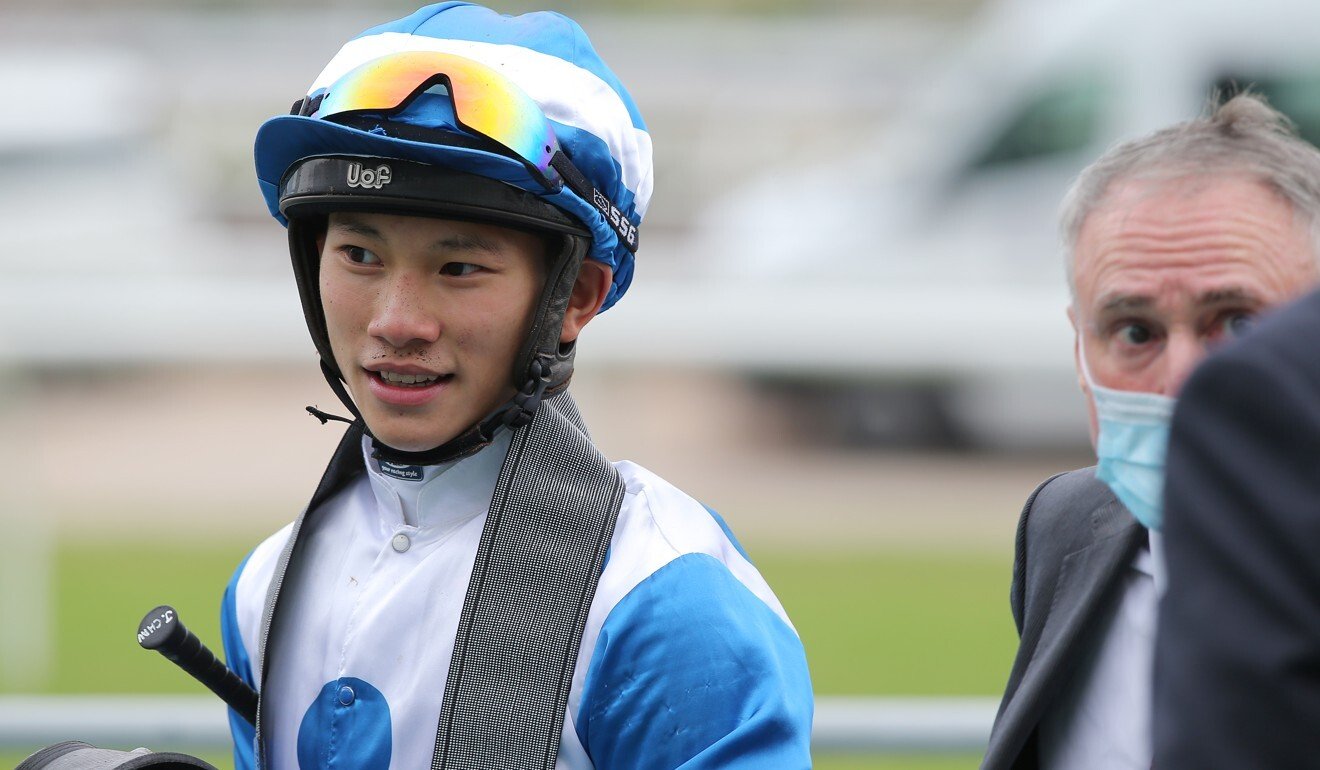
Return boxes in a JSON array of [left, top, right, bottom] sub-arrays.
[[679, 0, 1320, 446]]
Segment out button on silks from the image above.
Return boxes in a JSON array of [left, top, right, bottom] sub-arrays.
[[337, 684, 355, 706]]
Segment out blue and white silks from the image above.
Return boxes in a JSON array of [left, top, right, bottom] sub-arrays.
[[221, 431, 813, 769]]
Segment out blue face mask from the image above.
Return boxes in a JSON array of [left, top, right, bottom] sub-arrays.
[[1081, 341, 1177, 530]]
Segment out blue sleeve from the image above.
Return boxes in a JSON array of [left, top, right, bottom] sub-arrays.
[[221, 550, 258, 770], [576, 553, 813, 769]]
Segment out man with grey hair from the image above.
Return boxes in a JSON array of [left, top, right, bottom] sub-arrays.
[[980, 92, 1320, 770]]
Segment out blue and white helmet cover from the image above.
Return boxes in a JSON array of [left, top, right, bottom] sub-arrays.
[[254, 2, 653, 311]]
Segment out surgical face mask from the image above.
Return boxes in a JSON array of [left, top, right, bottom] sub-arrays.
[[1079, 337, 1176, 531]]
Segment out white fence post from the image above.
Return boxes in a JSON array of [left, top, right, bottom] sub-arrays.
[[0, 369, 53, 691]]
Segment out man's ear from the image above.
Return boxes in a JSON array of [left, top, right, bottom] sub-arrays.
[[561, 261, 612, 344]]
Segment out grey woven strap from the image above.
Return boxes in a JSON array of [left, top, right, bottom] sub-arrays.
[[431, 393, 625, 769]]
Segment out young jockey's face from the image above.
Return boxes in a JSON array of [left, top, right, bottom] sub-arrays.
[[319, 211, 546, 451]]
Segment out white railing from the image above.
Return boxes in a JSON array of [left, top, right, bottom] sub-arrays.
[[0, 695, 995, 754], [813, 696, 995, 752]]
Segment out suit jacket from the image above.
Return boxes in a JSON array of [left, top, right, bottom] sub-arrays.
[[980, 467, 1144, 770], [1153, 288, 1320, 769]]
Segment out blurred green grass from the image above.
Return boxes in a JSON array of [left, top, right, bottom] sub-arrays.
[[755, 546, 1017, 695], [1, 537, 1015, 769], [46, 539, 249, 695]]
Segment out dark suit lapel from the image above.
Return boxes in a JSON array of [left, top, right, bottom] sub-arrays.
[[1025, 515, 1142, 709], [987, 500, 1143, 768]]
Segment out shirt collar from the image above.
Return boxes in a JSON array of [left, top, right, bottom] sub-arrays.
[[361, 430, 512, 532], [1130, 529, 1167, 596], [1148, 529, 1166, 596]]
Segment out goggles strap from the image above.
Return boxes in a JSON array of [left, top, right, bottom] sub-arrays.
[[550, 153, 639, 254]]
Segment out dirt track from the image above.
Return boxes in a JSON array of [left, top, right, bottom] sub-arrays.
[[0, 366, 1090, 552]]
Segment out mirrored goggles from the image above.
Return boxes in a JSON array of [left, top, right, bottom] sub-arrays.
[[297, 50, 561, 188], [289, 50, 638, 254]]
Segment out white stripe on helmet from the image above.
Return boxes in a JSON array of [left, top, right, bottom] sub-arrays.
[[309, 32, 653, 219]]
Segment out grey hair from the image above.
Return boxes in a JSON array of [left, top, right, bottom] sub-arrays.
[[1061, 92, 1320, 295]]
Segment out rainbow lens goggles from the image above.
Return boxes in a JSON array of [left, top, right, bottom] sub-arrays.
[[290, 50, 638, 253]]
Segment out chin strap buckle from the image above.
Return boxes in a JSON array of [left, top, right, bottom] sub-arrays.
[[506, 357, 553, 429]]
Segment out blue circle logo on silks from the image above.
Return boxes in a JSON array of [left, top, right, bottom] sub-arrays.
[[297, 677, 392, 768]]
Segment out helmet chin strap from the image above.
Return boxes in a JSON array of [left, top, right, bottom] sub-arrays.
[[311, 353, 557, 467], [287, 187, 591, 467], [310, 224, 582, 464]]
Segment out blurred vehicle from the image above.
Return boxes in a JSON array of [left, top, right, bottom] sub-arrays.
[[674, 0, 1320, 447], [0, 45, 307, 366], [12, 3, 1320, 449]]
